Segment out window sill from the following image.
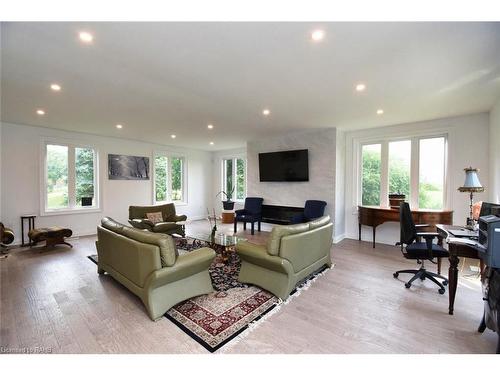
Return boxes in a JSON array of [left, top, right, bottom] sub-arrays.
[[154, 201, 188, 207], [41, 207, 102, 217]]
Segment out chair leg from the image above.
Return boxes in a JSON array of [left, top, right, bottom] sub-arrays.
[[478, 312, 486, 333], [243, 222, 247, 231], [394, 269, 419, 278], [406, 270, 424, 286], [427, 271, 448, 282], [258, 221, 261, 232], [251, 222, 255, 235], [425, 274, 446, 293], [234, 220, 237, 233]]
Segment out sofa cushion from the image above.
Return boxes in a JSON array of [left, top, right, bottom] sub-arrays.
[[121, 227, 178, 267], [101, 217, 125, 234], [129, 203, 177, 222], [308, 215, 331, 230], [266, 222, 309, 256], [128, 219, 154, 230], [152, 222, 180, 233]]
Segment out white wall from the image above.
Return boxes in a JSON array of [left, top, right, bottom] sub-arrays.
[[344, 113, 490, 245], [334, 129, 346, 242], [0, 122, 213, 244], [246, 128, 337, 233], [490, 98, 500, 204], [0, 122, 2, 219]]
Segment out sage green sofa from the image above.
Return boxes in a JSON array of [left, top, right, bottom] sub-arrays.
[[129, 203, 187, 237], [96, 217, 215, 321], [236, 215, 333, 300]]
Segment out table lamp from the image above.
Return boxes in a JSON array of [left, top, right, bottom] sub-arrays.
[[458, 167, 484, 227]]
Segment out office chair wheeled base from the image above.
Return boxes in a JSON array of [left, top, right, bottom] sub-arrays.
[[393, 266, 448, 294]]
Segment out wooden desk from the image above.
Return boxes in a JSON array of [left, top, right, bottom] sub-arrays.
[[436, 224, 483, 315], [358, 206, 453, 248]]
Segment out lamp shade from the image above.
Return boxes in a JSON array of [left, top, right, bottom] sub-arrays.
[[458, 167, 485, 192]]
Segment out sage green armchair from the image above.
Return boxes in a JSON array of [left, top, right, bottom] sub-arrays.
[[129, 203, 187, 237], [96, 217, 215, 321], [236, 215, 333, 300]]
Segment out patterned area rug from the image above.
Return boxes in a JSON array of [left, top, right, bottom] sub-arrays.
[[88, 238, 329, 352]]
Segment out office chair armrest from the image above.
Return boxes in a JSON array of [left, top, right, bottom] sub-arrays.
[[417, 232, 439, 237], [415, 224, 430, 228], [416, 232, 440, 238]]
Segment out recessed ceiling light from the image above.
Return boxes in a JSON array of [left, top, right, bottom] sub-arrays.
[[355, 83, 366, 92], [36, 109, 45, 115], [116, 124, 123, 129], [50, 83, 61, 91], [262, 109, 271, 116], [207, 124, 214, 129], [171, 134, 176, 139], [311, 29, 325, 42], [376, 109, 384, 115], [209, 142, 214, 146], [79, 31, 93, 43]]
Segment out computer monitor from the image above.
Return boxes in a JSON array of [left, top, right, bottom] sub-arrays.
[[480, 202, 500, 217]]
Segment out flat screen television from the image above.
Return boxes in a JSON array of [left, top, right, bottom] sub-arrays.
[[258, 149, 309, 182]]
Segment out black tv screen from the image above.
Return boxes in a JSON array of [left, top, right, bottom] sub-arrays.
[[259, 149, 309, 182]]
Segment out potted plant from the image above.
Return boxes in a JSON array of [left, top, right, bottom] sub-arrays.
[[216, 185, 236, 210]]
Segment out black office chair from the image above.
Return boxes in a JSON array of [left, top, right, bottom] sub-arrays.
[[394, 202, 449, 294]]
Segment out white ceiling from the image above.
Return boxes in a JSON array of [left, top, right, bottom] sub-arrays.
[[1, 22, 500, 150]]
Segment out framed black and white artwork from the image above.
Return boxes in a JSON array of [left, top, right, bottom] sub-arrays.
[[108, 154, 150, 180]]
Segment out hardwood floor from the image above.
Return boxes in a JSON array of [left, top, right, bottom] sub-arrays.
[[0, 220, 497, 354]]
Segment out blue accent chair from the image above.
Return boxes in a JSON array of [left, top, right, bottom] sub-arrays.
[[291, 200, 327, 224], [234, 197, 264, 235]]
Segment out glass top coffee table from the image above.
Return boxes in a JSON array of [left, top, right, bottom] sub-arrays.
[[183, 232, 247, 262]]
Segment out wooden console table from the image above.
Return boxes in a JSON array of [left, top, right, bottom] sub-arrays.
[[358, 206, 453, 248]]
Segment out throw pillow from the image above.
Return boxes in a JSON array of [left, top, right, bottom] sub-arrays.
[[146, 212, 164, 224]]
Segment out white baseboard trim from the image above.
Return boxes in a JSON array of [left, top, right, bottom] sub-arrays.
[[186, 215, 207, 222], [333, 233, 346, 244]]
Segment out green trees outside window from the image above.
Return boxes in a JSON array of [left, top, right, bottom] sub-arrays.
[[419, 138, 445, 210], [388, 140, 411, 199], [360, 137, 445, 209], [47, 145, 69, 209], [361, 144, 381, 206], [154, 156, 168, 202], [171, 157, 183, 201], [76, 147, 95, 206], [45, 143, 97, 211], [222, 157, 246, 201], [154, 155, 185, 203], [236, 158, 245, 200]]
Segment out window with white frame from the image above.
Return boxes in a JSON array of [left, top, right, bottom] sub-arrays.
[[43, 141, 99, 213], [222, 157, 246, 201], [154, 154, 187, 204], [360, 135, 447, 209]]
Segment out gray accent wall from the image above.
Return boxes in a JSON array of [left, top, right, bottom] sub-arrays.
[[247, 128, 338, 236]]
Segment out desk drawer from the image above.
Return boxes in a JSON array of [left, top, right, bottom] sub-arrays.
[[419, 212, 453, 225]]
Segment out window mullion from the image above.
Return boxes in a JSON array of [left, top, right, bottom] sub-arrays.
[[68, 146, 76, 208]]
